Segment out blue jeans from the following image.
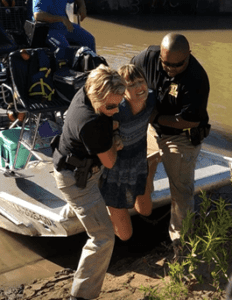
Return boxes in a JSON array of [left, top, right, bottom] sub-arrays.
[[47, 23, 96, 52], [54, 167, 114, 299]]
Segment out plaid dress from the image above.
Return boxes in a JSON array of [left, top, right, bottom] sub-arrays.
[[100, 90, 155, 209]]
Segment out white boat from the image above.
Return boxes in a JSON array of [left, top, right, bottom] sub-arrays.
[[150, 149, 232, 210], [0, 120, 231, 237]]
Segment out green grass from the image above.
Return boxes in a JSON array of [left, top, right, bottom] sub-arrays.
[[140, 190, 232, 300]]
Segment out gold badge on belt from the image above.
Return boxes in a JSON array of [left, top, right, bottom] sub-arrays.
[[169, 83, 178, 98]]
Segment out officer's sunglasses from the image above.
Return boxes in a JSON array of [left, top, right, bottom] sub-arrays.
[[159, 56, 187, 68], [105, 104, 119, 111]]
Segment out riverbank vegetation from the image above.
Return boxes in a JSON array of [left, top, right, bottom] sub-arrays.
[[140, 191, 232, 299]]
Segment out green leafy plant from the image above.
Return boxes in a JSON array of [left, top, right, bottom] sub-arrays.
[[140, 276, 189, 300], [140, 191, 232, 299], [185, 192, 232, 287]]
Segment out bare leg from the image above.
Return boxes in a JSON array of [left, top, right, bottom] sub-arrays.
[[135, 125, 161, 216], [135, 152, 161, 216], [108, 207, 133, 241]]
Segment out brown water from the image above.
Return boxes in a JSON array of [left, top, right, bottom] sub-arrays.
[[82, 14, 232, 154]]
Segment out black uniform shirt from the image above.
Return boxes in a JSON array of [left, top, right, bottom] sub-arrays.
[[59, 87, 113, 161], [131, 46, 210, 132]]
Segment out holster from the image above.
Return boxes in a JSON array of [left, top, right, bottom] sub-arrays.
[[50, 134, 60, 154], [51, 134, 95, 188], [186, 124, 211, 146], [203, 124, 211, 138], [53, 148, 94, 189], [70, 156, 94, 189]]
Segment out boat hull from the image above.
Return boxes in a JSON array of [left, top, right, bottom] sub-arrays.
[[0, 149, 231, 236]]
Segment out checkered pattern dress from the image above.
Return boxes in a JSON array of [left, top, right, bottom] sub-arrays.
[[100, 90, 155, 209]]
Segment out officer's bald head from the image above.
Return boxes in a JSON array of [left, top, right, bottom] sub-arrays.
[[160, 33, 191, 77], [161, 33, 190, 55]]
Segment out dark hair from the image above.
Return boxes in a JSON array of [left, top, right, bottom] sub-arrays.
[[118, 64, 147, 84]]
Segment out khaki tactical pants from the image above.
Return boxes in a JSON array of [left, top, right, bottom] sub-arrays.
[[54, 167, 115, 299], [146, 124, 201, 241]]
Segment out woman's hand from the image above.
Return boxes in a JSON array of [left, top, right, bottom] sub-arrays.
[[113, 134, 124, 151], [113, 122, 123, 151], [113, 120, 119, 130]]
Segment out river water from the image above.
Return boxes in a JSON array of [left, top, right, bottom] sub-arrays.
[[82, 13, 232, 155]]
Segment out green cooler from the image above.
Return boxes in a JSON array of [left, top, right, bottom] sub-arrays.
[[0, 127, 35, 169]]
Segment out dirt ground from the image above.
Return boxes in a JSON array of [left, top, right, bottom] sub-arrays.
[[1, 247, 231, 300], [0, 184, 232, 300]]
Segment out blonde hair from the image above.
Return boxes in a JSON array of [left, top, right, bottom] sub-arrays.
[[118, 64, 147, 84], [85, 64, 126, 113]]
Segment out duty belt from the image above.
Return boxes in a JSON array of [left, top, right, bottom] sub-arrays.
[[156, 127, 184, 137], [64, 162, 101, 175]]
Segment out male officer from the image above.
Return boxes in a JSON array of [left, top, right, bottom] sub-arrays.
[[131, 33, 210, 245]]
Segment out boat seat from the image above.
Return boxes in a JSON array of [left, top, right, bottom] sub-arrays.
[[3, 48, 69, 169], [24, 20, 49, 48], [23, 20, 80, 49]]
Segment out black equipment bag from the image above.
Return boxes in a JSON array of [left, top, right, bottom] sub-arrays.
[[53, 46, 108, 103], [72, 47, 108, 73], [53, 67, 88, 103]]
